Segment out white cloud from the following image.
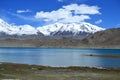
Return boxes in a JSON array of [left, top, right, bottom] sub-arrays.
[[95, 19, 102, 24], [16, 9, 31, 13], [58, 15, 90, 23], [7, 11, 39, 22], [34, 4, 100, 24], [63, 4, 100, 15], [58, 0, 63, 2]]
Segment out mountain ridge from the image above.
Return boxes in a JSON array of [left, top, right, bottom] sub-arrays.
[[0, 28, 119, 48], [0, 19, 104, 39]]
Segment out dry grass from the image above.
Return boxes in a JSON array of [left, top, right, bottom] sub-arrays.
[[0, 62, 120, 80]]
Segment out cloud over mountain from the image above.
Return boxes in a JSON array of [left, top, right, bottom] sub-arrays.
[[35, 4, 100, 24]]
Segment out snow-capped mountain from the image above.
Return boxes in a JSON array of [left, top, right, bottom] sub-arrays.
[[0, 19, 38, 35], [37, 23, 104, 36], [0, 19, 105, 38]]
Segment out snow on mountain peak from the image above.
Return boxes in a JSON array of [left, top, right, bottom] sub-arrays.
[[0, 18, 105, 36], [37, 22, 105, 36], [0, 19, 37, 35], [0, 19, 4, 22], [17, 25, 37, 35]]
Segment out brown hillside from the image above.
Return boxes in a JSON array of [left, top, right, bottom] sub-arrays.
[[82, 28, 120, 46]]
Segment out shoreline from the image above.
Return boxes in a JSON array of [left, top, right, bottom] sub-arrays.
[[0, 62, 120, 70], [0, 62, 120, 80], [0, 46, 120, 49]]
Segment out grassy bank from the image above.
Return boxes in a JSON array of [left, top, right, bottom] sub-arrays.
[[0, 62, 120, 80]]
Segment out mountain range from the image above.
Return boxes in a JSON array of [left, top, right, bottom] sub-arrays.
[[0, 19, 104, 39], [0, 18, 120, 48]]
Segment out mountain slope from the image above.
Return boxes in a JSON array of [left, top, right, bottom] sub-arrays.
[[82, 28, 120, 47]]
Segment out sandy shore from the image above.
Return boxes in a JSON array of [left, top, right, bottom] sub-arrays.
[[0, 62, 120, 80]]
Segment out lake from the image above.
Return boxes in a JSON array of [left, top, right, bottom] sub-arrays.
[[0, 48, 120, 68]]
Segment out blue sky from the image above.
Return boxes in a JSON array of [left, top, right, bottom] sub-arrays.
[[0, 0, 120, 28]]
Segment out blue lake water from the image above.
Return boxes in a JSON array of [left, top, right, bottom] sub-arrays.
[[0, 48, 120, 68]]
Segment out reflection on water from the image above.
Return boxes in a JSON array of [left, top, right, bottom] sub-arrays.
[[0, 48, 120, 68]]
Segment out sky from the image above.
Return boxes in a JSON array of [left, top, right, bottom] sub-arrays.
[[0, 0, 120, 28]]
